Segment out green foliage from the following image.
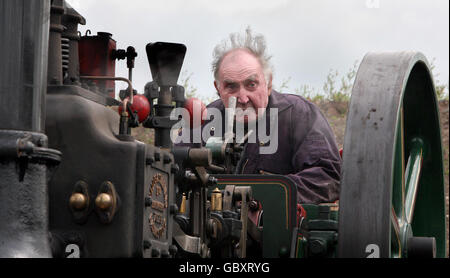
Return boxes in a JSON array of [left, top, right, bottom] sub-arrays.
[[179, 70, 219, 104], [322, 61, 358, 103], [339, 60, 358, 99], [286, 60, 358, 106], [275, 77, 292, 93], [429, 58, 449, 101], [436, 84, 448, 100], [179, 70, 198, 99], [294, 85, 324, 103], [322, 69, 349, 102]]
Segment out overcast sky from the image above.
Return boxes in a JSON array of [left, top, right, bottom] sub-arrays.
[[67, 0, 449, 100]]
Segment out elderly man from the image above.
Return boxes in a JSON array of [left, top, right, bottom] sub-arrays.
[[185, 28, 341, 204]]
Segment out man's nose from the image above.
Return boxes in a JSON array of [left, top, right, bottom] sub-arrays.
[[237, 90, 249, 104]]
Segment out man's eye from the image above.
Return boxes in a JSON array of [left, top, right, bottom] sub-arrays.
[[247, 82, 257, 88]]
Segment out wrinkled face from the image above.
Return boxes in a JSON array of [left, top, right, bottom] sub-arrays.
[[214, 49, 272, 123]]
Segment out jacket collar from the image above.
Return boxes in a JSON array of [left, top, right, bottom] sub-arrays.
[[267, 90, 293, 113]]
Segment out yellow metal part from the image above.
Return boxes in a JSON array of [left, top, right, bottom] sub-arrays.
[[95, 193, 113, 211], [179, 193, 186, 214], [69, 192, 88, 211], [210, 187, 222, 212]]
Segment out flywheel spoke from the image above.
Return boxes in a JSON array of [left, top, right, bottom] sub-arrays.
[[404, 138, 424, 225], [392, 106, 406, 220], [391, 207, 402, 257]]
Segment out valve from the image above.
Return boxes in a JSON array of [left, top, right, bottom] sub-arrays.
[[112, 46, 138, 82], [118, 94, 151, 123]]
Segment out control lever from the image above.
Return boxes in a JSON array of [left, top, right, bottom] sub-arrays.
[[205, 97, 253, 173]]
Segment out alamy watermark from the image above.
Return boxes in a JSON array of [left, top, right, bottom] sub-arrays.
[[65, 243, 80, 258], [170, 107, 279, 154], [365, 244, 380, 258]]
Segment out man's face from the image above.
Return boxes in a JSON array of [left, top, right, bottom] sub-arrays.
[[214, 49, 272, 123]]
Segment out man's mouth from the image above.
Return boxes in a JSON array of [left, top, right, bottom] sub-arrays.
[[236, 103, 255, 110], [235, 107, 257, 123]]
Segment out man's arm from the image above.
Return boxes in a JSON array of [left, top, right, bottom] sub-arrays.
[[287, 101, 341, 204]]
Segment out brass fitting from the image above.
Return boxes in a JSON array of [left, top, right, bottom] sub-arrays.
[[210, 187, 222, 212], [69, 192, 88, 211], [95, 193, 113, 211], [179, 193, 186, 214]]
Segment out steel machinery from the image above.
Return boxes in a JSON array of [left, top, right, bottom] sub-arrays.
[[0, 0, 446, 258]]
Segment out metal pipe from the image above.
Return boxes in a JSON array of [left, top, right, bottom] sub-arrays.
[[128, 68, 133, 82], [154, 86, 173, 148], [0, 0, 51, 132], [0, 0, 58, 258], [61, 2, 85, 85], [79, 76, 133, 103], [47, 0, 64, 85]]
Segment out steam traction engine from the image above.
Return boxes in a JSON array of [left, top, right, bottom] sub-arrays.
[[0, 0, 447, 258]]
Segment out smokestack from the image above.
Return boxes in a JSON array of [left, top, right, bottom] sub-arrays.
[[0, 0, 61, 258], [47, 0, 65, 86], [62, 2, 86, 85], [0, 0, 51, 132]]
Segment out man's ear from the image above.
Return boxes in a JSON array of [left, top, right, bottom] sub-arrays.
[[267, 75, 273, 95], [214, 80, 222, 97], [214, 80, 219, 92]]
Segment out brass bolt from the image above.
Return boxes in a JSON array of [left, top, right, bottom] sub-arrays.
[[95, 193, 113, 211], [69, 193, 88, 211]]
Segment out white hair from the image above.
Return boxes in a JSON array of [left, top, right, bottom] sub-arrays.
[[212, 27, 273, 85]]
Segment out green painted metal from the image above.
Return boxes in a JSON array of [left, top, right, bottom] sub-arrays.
[[391, 108, 404, 258], [390, 61, 446, 258], [213, 175, 297, 258], [391, 62, 446, 258], [301, 204, 339, 258], [205, 137, 225, 162], [211, 176, 341, 258], [392, 107, 404, 223], [295, 236, 307, 258], [338, 52, 446, 258], [302, 204, 339, 221], [402, 62, 446, 258], [404, 138, 424, 225]]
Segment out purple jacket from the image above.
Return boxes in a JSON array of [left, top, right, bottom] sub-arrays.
[[180, 90, 341, 204]]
